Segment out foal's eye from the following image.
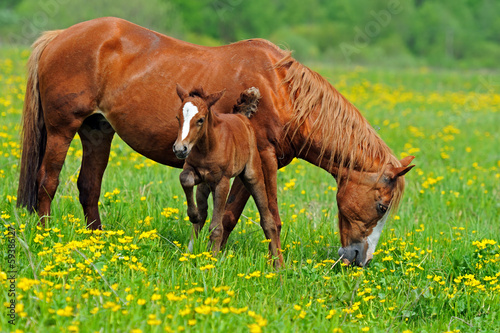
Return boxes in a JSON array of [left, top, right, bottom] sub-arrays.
[[377, 203, 388, 214], [197, 118, 205, 125]]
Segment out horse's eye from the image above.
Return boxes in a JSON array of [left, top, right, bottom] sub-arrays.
[[377, 203, 388, 214], [175, 115, 180, 122], [197, 118, 204, 125]]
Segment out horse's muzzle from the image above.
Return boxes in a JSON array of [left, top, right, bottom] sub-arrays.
[[173, 143, 189, 159], [338, 242, 368, 267]]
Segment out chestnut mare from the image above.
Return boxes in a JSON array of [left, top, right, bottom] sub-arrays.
[[172, 85, 282, 265], [18, 17, 414, 267]]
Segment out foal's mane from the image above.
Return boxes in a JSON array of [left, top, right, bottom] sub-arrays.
[[187, 87, 209, 99], [274, 54, 405, 211]]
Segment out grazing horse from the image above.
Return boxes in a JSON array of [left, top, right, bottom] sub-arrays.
[[17, 17, 414, 267], [172, 85, 282, 266]]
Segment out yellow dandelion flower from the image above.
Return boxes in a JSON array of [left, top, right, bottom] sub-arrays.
[[248, 324, 262, 333], [68, 325, 79, 332]]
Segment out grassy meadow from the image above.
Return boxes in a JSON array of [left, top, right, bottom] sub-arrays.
[[0, 47, 499, 333]]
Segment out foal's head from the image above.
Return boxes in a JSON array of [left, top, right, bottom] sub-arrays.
[[173, 84, 225, 159]]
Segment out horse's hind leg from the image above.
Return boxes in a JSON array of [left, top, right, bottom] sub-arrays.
[[37, 120, 82, 226], [77, 114, 115, 230]]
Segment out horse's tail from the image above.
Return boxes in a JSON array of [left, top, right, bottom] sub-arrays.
[[232, 87, 261, 119], [17, 30, 63, 212]]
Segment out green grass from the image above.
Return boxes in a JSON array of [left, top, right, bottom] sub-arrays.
[[1, 48, 499, 333]]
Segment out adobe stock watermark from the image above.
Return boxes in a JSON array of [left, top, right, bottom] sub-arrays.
[[5, 225, 17, 325], [6, 0, 71, 45], [212, 0, 244, 20], [460, 73, 498, 120], [340, 0, 403, 63]]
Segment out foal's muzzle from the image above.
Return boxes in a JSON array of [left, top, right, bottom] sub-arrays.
[[173, 143, 189, 159]]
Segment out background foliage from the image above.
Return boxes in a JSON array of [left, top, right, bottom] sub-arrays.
[[0, 1, 499, 332], [1, 0, 500, 68], [0, 48, 499, 332]]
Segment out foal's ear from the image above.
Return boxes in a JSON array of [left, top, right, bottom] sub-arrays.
[[176, 84, 189, 102], [206, 89, 226, 108]]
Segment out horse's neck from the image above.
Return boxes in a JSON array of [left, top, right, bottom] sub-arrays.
[[296, 125, 383, 176], [277, 56, 395, 176], [194, 114, 220, 155]]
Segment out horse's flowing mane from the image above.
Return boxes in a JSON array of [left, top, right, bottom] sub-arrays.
[[274, 54, 405, 211]]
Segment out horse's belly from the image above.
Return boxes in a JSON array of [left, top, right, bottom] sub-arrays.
[[92, 109, 184, 167]]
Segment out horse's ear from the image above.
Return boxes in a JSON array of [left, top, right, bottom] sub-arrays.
[[393, 164, 415, 178], [176, 84, 189, 101], [385, 156, 415, 180], [206, 89, 226, 108], [400, 155, 415, 168], [387, 156, 415, 180]]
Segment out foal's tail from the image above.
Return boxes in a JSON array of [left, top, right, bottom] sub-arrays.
[[232, 87, 261, 118], [17, 30, 63, 212]]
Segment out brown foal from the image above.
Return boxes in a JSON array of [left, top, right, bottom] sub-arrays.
[[172, 85, 283, 267]]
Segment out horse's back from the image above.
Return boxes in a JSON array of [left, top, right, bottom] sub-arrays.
[[38, 17, 287, 102], [41, 17, 286, 70], [35, 17, 290, 165]]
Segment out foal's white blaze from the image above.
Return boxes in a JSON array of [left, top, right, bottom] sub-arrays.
[[181, 102, 199, 140], [365, 213, 389, 264]]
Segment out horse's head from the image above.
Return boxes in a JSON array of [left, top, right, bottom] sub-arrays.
[[336, 156, 415, 267], [173, 84, 225, 159]]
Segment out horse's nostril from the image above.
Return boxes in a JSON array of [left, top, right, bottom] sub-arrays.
[[173, 144, 187, 154]]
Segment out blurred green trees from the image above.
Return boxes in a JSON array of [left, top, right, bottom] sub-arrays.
[[1, 0, 499, 68]]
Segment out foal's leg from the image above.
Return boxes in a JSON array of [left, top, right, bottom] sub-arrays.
[[179, 166, 204, 250], [77, 114, 115, 230], [194, 183, 211, 230], [208, 177, 231, 255], [220, 178, 251, 248], [187, 183, 210, 252], [241, 156, 284, 268]]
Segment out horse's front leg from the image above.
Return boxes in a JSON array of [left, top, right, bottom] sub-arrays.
[[241, 150, 283, 268], [179, 166, 203, 251], [208, 177, 231, 255], [259, 148, 283, 251]]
